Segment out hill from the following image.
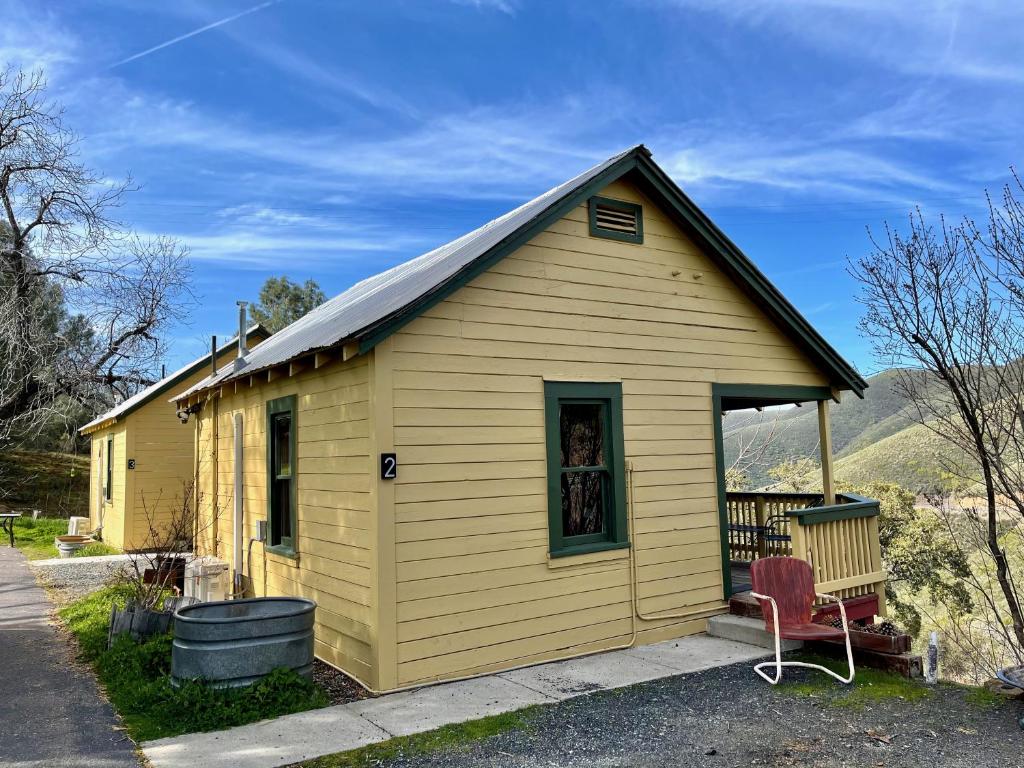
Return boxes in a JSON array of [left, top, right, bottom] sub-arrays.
[[833, 422, 972, 494], [723, 369, 921, 487], [0, 451, 89, 517]]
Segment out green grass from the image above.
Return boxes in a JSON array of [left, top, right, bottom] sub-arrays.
[[76, 541, 121, 557], [11, 516, 120, 560], [773, 653, 931, 709], [961, 684, 1010, 710], [0, 450, 89, 516], [298, 707, 539, 767], [59, 585, 329, 742], [13, 517, 73, 559]]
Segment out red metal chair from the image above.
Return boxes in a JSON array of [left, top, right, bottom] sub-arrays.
[[750, 556, 855, 685]]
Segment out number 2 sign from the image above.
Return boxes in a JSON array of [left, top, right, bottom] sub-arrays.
[[380, 453, 397, 480]]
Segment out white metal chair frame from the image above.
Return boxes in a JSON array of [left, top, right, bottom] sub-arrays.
[[749, 590, 856, 685]]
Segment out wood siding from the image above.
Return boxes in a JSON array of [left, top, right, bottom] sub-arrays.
[[85, 344, 261, 552], [195, 354, 376, 685], [88, 424, 130, 550], [385, 177, 829, 685]]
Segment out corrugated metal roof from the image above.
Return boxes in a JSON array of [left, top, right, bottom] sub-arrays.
[[80, 325, 268, 433], [175, 145, 641, 399]]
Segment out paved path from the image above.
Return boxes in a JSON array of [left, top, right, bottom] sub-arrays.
[[0, 546, 139, 768], [142, 634, 771, 768]]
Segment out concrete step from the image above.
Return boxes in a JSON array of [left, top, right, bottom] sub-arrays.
[[706, 614, 803, 651]]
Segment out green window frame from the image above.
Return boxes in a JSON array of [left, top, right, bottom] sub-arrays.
[[105, 435, 113, 502], [588, 195, 644, 244], [266, 395, 297, 557], [544, 381, 629, 558]]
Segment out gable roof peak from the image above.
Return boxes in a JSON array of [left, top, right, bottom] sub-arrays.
[[176, 146, 866, 400]]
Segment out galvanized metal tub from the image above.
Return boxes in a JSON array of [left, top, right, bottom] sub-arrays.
[[171, 597, 315, 688]]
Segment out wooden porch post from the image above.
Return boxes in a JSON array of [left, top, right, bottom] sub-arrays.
[[817, 399, 835, 504]]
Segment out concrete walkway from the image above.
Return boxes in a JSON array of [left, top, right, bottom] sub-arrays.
[[142, 634, 770, 768], [0, 546, 140, 768]]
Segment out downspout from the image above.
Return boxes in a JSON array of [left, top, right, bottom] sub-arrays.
[[210, 392, 219, 558], [209, 335, 219, 558], [232, 412, 244, 593]]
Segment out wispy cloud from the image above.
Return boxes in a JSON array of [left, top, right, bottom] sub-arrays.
[[110, 0, 283, 68], [645, 0, 1024, 84], [655, 131, 960, 206], [448, 0, 521, 15], [150, 227, 428, 268]]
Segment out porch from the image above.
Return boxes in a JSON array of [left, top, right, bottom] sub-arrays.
[[711, 384, 887, 618], [726, 491, 887, 617]]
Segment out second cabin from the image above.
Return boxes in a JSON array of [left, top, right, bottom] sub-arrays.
[[173, 145, 883, 693]]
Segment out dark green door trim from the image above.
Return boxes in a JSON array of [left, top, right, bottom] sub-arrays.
[[710, 383, 831, 600]]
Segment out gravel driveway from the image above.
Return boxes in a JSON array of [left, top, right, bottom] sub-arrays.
[[29, 554, 150, 603], [375, 662, 1023, 768]]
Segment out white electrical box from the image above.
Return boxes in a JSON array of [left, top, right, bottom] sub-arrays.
[[184, 556, 229, 603]]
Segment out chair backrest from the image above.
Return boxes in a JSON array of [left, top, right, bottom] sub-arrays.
[[750, 556, 815, 632]]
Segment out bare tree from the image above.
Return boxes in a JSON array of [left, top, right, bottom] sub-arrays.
[[851, 177, 1024, 665], [0, 67, 193, 452]]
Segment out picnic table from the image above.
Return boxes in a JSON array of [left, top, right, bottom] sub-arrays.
[[1, 512, 21, 547]]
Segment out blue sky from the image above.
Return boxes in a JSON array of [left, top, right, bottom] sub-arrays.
[[4, 1, 1023, 375]]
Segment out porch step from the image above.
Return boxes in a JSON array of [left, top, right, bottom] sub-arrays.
[[706, 614, 803, 652], [729, 591, 881, 624]]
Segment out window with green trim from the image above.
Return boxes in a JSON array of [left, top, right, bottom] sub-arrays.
[[266, 395, 297, 556], [105, 436, 113, 502], [544, 381, 629, 557], [588, 196, 643, 244]]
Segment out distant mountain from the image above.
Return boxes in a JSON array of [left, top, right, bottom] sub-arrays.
[[722, 369, 937, 489], [832, 421, 971, 493]]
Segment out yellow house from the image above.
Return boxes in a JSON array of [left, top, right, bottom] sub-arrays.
[[80, 326, 270, 551], [174, 145, 883, 693]]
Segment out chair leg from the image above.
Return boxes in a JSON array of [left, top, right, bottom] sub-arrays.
[[750, 591, 856, 685]]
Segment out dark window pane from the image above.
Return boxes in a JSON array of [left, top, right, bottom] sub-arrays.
[[561, 471, 605, 537], [559, 403, 604, 468], [274, 414, 291, 477], [275, 479, 292, 539]]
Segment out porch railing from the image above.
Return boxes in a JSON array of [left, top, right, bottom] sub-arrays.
[[787, 493, 886, 608], [727, 491, 886, 613], [726, 491, 822, 561]]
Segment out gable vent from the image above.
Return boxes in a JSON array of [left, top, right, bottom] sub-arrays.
[[588, 196, 643, 244]]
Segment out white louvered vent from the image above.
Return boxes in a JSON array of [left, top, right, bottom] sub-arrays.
[[594, 202, 638, 236]]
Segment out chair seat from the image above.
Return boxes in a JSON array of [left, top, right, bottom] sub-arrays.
[[775, 622, 847, 641]]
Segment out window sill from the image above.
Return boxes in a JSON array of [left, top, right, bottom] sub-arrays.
[[548, 541, 630, 568], [265, 544, 298, 563]]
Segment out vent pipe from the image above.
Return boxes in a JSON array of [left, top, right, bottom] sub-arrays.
[[235, 301, 247, 370], [211, 335, 217, 375]]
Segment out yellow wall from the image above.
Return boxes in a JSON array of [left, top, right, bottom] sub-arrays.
[[189, 176, 833, 691], [88, 423, 130, 550], [195, 355, 376, 685], [384, 177, 829, 686], [85, 340, 265, 551]]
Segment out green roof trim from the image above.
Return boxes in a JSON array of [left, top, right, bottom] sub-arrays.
[[355, 146, 866, 397]]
